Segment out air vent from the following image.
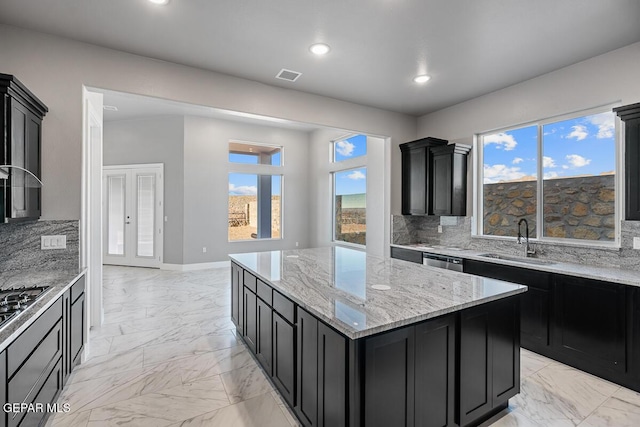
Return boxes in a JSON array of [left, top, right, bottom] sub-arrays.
[[103, 105, 119, 112], [276, 69, 302, 82]]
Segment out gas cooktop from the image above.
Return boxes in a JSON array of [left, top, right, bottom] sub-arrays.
[[0, 285, 52, 329]]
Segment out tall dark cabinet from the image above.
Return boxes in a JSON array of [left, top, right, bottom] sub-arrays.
[[400, 137, 447, 215], [614, 102, 640, 220], [0, 74, 48, 222]]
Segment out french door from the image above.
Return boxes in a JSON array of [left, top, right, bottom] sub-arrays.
[[103, 164, 164, 268]]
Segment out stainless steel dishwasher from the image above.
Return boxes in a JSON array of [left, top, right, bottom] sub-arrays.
[[423, 253, 464, 272]]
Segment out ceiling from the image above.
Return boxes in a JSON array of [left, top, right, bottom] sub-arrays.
[[1, 0, 640, 116]]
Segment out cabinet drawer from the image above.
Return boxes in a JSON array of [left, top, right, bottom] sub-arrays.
[[273, 291, 295, 324], [10, 357, 63, 427], [257, 280, 272, 305], [8, 298, 62, 377], [243, 271, 257, 293], [390, 247, 423, 264], [8, 320, 62, 411], [70, 275, 85, 303]]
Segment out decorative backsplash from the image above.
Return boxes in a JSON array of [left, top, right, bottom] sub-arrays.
[[0, 220, 79, 271], [392, 215, 640, 271]]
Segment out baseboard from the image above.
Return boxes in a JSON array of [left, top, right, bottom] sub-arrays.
[[160, 261, 231, 271]]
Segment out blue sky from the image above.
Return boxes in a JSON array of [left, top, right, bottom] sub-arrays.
[[483, 112, 615, 184], [334, 134, 367, 162], [334, 134, 367, 195], [229, 173, 281, 196]]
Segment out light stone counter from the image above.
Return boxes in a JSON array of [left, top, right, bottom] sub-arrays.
[[230, 246, 526, 339], [0, 269, 85, 352], [392, 243, 640, 287]]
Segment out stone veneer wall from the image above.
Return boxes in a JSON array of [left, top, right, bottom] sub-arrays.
[[0, 220, 79, 271], [483, 175, 615, 241], [392, 215, 640, 272]]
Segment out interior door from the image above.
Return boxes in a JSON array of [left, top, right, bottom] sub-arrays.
[[103, 164, 163, 268]]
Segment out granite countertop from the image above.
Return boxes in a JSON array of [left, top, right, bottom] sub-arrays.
[[391, 243, 640, 287], [0, 268, 85, 352], [230, 246, 526, 339]]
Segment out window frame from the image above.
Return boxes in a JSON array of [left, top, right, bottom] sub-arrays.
[[474, 105, 622, 248], [227, 140, 284, 242]]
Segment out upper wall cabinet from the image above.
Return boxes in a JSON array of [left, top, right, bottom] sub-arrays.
[[614, 102, 640, 221], [400, 137, 447, 215], [0, 74, 48, 222]]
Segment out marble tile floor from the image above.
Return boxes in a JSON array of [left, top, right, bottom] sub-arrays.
[[46, 265, 640, 427]]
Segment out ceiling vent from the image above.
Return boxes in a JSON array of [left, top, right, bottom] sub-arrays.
[[276, 69, 302, 82]]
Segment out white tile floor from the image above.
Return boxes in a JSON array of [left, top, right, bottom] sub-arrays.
[[47, 266, 640, 427]]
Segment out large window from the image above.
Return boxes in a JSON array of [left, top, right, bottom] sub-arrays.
[[228, 142, 283, 241], [478, 109, 617, 243]]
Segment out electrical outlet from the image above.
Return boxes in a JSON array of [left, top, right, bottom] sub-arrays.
[[437, 225, 443, 233], [295, 242, 299, 247], [202, 247, 207, 253], [41, 235, 66, 250], [634, 237, 640, 250]]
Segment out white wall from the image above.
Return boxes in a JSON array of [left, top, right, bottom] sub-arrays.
[[0, 24, 416, 225], [103, 116, 185, 264], [183, 116, 311, 263]]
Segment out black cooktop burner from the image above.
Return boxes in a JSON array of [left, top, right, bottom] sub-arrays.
[[0, 285, 51, 329]]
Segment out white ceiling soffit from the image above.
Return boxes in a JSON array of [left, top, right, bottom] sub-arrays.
[[1, 0, 640, 116]]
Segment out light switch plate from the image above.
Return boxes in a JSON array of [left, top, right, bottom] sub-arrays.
[[634, 237, 640, 250], [41, 235, 67, 250]]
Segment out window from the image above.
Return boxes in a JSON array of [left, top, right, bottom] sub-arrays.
[[333, 134, 366, 162], [333, 167, 366, 245], [478, 109, 617, 243], [228, 141, 283, 241]]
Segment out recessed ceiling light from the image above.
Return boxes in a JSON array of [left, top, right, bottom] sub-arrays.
[[148, 0, 170, 5], [413, 74, 431, 83], [413, 75, 431, 84], [309, 43, 331, 55]]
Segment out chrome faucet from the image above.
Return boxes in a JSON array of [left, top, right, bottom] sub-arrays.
[[517, 218, 535, 257]]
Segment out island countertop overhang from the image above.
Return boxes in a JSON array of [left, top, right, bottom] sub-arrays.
[[229, 246, 527, 339]]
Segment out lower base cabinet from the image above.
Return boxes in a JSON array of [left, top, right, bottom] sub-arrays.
[[272, 311, 296, 407]]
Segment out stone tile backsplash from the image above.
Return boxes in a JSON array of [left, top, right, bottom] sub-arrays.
[[392, 215, 640, 271], [0, 220, 79, 272]]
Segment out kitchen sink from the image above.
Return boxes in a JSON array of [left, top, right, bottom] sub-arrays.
[[477, 253, 556, 265]]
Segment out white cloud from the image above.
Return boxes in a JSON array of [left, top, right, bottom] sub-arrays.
[[483, 133, 517, 151], [543, 156, 557, 168], [229, 183, 257, 195], [483, 164, 525, 184], [335, 140, 355, 157], [512, 157, 523, 164], [567, 125, 588, 141], [587, 112, 615, 139], [544, 171, 559, 179], [347, 170, 366, 180], [565, 154, 591, 167], [562, 165, 569, 169]]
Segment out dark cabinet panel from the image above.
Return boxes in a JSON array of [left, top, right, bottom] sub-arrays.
[[256, 297, 273, 375], [614, 103, 640, 220], [553, 275, 626, 373], [430, 144, 471, 216], [296, 308, 318, 427], [273, 311, 296, 407], [390, 246, 423, 264], [317, 323, 347, 427], [243, 287, 257, 354], [400, 137, 447, 215], [490, 298, 520, 405], [15, 358, 62, 427], [61, 290, 71, 384], [231, 263, 242, 333], [414, 314, 456, 427], [364, 326, 415, 427], [0, 351, 6, 427], [70, 293, 85, 369]]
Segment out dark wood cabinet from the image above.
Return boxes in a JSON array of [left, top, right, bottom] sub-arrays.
[[296, 308, 318, 427], [464, 259, 551, 351], [390, 246, 423, 264], [553, 275, 626, 374], [0, 351, 6, 427], [430, 143, 471, 216], [273, 311, 296, 407], [614, 102, 640, 220], [231, 263, 241, 330], [0, 74, 48, 222], [243, 287, 257, 354], [70, 292, 85, 369], [256, 297, 273, 375], [400, 137, 447, 215], [459, 297, 519, 427]]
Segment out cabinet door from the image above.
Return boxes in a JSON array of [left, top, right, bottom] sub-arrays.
[[390, 246, 423, 264], [256, 297, 273, 375], [624, 117, 640, 220], [490, 298, 520, 406], [70, 293, 85, 369], [553, 275, 626, 373], [364, 326, 414, 427], [296, 308, 318, 427], [317, 323, 347, 427], [415, 315, 456, 427], [273, 312, 296, 407], [231, 263, 240, 328], [431, 151, 452, 216], [62, 289, 71, 383], [402, 146, 428, 215], [243, 287, 257, 354], [0, 351, 6, 427]]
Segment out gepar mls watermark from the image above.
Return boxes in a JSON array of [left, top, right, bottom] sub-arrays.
[[3, 402, 71, 414]]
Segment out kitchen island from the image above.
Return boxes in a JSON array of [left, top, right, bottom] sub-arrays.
[[230, 246, 527, 427]]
